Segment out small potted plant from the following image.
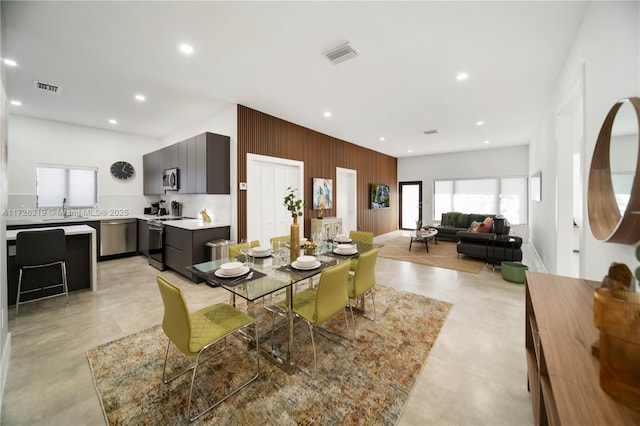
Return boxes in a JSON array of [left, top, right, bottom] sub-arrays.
[[415, 219, 422, 230], [283, 187, 306, 261], [283, 187, 305, 224]]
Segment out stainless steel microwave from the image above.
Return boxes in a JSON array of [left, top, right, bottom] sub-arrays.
[[162, 168, 179, 191]]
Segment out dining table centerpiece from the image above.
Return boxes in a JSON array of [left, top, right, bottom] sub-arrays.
[[284, 187, 305, 262]]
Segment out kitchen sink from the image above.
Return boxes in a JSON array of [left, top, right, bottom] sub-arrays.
[[42, 217, 88, 221]]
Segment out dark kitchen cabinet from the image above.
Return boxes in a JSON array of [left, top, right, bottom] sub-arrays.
[[164, 224, 230, 282], [143, 149, 163, 195], [137, 219, 149, 256], [143, 132, 230, 195]]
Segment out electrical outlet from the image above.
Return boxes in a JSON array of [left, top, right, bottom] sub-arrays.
[[239, 182, 247, 190]]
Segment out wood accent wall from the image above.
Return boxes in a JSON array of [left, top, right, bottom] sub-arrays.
[[237, 105, 398, 239]]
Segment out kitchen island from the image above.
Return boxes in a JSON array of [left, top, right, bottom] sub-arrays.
[[6, 225, 97, 305]]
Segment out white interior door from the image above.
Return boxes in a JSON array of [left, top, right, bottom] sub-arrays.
[[246, 154, 304, 245], [336, 167, 357, 233], [555, 68, 584, 278]]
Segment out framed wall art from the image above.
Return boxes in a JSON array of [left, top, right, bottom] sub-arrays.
[[313, 178, 333, 210]]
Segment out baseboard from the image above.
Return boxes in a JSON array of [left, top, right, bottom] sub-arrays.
[[528, 244, 547, 274], [0, 331, 11, 417]]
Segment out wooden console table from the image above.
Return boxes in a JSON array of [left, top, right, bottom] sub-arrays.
[[525, 272, 640, 425]]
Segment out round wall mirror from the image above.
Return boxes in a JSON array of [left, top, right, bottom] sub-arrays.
[[588, 97, 640, 244]]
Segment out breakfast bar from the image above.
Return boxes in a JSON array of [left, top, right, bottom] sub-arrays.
[[6, 225, 98, 305]]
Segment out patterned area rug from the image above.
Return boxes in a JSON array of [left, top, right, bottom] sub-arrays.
[[86, 285, 451, 425], [378, 237, 485, 274]]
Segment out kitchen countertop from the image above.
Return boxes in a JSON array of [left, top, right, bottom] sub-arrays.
[[6, 214, 231, 230], [160, 218, 231, 230]]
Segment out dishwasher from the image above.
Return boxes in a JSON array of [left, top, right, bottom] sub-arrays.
[[100, 219, 137, 257]]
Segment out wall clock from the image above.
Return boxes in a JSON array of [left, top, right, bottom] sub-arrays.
[[110, 161, 135, 180]]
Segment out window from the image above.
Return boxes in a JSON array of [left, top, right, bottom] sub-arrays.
[[433, 176, 528, 225], [37, 164, 98, 208]]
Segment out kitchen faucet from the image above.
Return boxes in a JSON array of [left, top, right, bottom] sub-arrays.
[[62, 198, 68, 217]]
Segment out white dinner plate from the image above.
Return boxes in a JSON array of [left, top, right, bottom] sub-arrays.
[[291, 260, 321, 270], [214, 265, 250, 278], [334, 248, 358, 255], [334, 238, 353, 244], [249, 249, 272, 257]]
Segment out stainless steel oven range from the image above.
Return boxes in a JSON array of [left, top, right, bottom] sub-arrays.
[[148, 219, 165, 270], [147, 216, 191, 270]]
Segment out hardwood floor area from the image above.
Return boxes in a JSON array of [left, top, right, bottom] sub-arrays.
[[1, 233, 536, 425]]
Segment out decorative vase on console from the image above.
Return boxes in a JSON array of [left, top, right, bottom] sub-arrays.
[[283, 187, 306, 263]]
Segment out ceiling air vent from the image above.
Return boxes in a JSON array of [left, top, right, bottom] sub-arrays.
[[423, 129, 440, 135], [34, 80, 61, 94], [324, 42, 358, 65]]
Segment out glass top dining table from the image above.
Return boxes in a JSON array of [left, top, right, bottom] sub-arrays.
[[186, 240, 379, 372]]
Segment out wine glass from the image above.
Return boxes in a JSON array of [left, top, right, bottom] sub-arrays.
[[239, 238, 250, 267]]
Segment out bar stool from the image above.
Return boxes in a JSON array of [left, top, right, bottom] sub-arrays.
[[15, 229, 69, 315]]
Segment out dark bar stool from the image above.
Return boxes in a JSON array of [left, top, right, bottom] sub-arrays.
[[15, 229, 69, 315]]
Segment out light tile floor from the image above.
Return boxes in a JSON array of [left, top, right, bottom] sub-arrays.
[[1, 232, 536, 425]]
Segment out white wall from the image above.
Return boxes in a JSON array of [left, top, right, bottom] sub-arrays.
[[7, 115, 162, 218], [159, 102, 238, 241], [530, 1, 639, 280], [398, 145, 529, 228]]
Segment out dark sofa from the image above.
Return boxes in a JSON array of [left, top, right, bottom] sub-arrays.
[[456, 231, 523, 264], [434, 212, 496, 241]]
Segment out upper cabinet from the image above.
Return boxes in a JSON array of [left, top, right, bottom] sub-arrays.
[[143, 132, 230, 195]]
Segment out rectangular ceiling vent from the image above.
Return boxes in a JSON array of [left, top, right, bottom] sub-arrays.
[[423, 129, 440, 135], [34, 80, 61, 94], [324, 43, 358, 65]]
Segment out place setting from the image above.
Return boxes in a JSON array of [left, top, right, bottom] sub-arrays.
[[205, 261, 265, 287], [278, 255, 330, 278], [325, 242, 359, 258]]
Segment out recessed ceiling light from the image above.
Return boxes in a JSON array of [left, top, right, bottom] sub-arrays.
[[484, 140, 490, 144], [476, 121, 484, 126], [379, 137, 385, 141], [10, 100, 21, 106], [408, 149, 413, 153], [179, 43, 194, 55], [456, 72, 469, 81], [3, 59, 17, 67], [135, 94, 146, 102], [109, 119, 118, 124], [324, 111, 332, 118]]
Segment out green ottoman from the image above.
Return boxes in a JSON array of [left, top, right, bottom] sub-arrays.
[[501, 261, 529, 284]]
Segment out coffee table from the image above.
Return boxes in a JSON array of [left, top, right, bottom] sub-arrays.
[[409, 228, 438, 253]]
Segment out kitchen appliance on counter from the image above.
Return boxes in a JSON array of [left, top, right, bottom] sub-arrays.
[[171, 201, 182, 217], [163, 168, 179, 191]]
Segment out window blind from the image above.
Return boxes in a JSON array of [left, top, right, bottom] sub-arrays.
[[434, 176, 528, 225], [37, 164, 98, 208]]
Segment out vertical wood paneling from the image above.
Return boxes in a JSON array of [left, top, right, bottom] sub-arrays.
[[237, 105, 397, 239]]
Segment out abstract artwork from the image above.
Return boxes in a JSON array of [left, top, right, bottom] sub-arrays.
[[313, 178, 333, 210]]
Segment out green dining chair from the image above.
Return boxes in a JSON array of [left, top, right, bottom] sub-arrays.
[[228, 240, 260, 259], [278, 261, 352, 374], [156, 276, 259, 422], [348, 247, 379, 324], [348, 230, 374, 271], [270, 235, 290, 249]]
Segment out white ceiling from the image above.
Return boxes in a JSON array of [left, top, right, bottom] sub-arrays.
[[2, 1, 587, 158]]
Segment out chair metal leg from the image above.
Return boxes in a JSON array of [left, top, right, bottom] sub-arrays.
[[61, 261, 69, 305], [15, 269, 23, 316], [162, 322, 259, 422], [307, 321, 317, 375]]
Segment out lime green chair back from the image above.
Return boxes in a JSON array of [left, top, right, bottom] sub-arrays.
[[349, 248, 379, 299], [313, 261, 351, 325], [157, 276, 193, 355], [270, 235, 290, 249], [228, 240, 260, 259], [349, 230, 373, 244]]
